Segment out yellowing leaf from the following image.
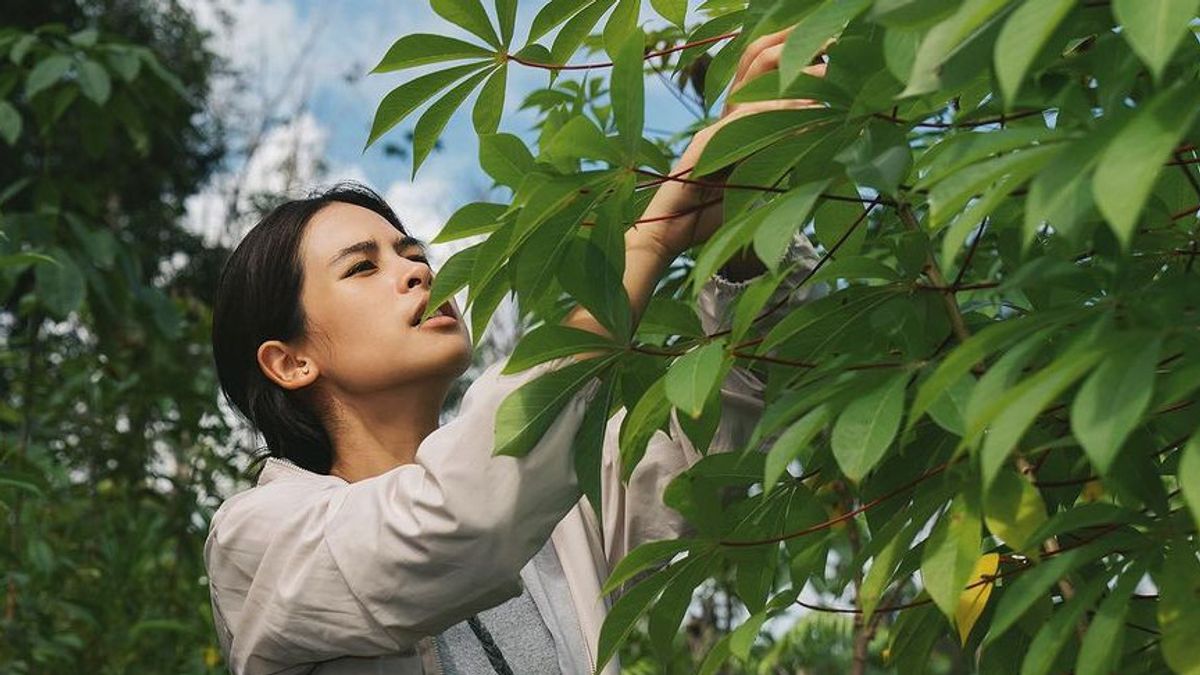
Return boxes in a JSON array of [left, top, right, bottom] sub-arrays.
[[955, 552, 1000, 645]]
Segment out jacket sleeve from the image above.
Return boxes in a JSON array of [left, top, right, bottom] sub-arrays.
[[204, 355, 604, 674], [600, 231, 826, 571]]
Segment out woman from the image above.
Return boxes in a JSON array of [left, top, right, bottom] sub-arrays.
[[205, 28, 827, 675]]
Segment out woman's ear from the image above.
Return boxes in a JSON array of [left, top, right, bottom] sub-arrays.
[[257, 340, 317, 390]]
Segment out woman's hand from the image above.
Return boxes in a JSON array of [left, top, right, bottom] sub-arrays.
[[629, 27, 830, 261]]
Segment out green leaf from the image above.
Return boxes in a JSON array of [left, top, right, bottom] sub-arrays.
[[493, 354, 613, 457], [431, 0, 502, 48], [1070, 335, 1160, 475], [550, 0, 613, 66], [1113, 0, 1200, 82], [0, 101, 21, 145], [665, 339, 728, 419], [758, 284, 903, 356], [33, 248, 85, 320], [779, 0, 872, 90], [574, 372, 615, 526], [422, 242, 483, 324], [982, 468, 1046, 554], [901, 0, 1011, 97], [77, 59, 111, 105], [528, 0, 590, 43], [558, 236, 632, 341], [472, 64, 507, 135], [927, 145, 1061, 233], [596, 562, 686, 672], [984, 540, 1107, 644], [763, 404, 831, 494], [693, 108, 836, 177], [752, 181, 829, 273], [370, 34, 494, 73], [495, 0, 517, 46], [1092, 81, 1200, 247], [909, 309, 1080, 432], [412, 68, 492, 177], [611, 27, 645, 158], [728, 611, 768, 660], [503, 325, 619, 374], [831, 372, 908, 482], [920, 492, 982, 619], [602, 538, 694, 595], [479, 132, 535, 189], [432, 202, 507, 243], [366, 62, 491, 148], [1182, 434, 1200, 531], [971, 338, 1105, 490], [1022, 125, 1113, 247], [618, 376, 671, 480], [836, 122, 913, 196], [926, 373, 974, 436], [603, 0, 640, 58], [993, 0, 1076, 104], [1075, 560, 1149, 675], [1020, 573, 1109, 675], [545, 115, 623, 165], [1157, 544, 1200, 674], [861, 514, 925, 621], [650, 0, 687, 29], [648, 555, 712, 659], [638, 297, 703, 339], [25, 54, 71, 99]]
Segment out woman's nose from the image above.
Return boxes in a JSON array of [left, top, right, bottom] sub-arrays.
[[399, 260, 431, 292]]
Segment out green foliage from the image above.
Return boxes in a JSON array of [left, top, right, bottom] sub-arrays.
[[1, 2, 234, 671], [362, 0, 1200, 671]]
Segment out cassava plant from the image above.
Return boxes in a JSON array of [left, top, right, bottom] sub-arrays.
[[366, 0, 1200, 673]]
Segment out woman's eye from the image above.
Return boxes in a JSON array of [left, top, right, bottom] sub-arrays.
[[409, 256, 430, 266], [348, 260, 375, 275]]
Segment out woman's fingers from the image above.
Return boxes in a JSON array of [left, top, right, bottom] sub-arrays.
[[733, 26, 793, 87]]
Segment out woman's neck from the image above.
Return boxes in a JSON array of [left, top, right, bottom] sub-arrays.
[[325, 381, 447, 482]]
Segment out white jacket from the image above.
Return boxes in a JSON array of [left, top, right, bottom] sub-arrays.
[[204, 234, 821, 674]]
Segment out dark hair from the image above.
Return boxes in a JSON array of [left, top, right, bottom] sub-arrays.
[[211, 181, 408, 475]]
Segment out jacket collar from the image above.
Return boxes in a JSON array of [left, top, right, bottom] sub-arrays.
[[256, 456, 347, 487]]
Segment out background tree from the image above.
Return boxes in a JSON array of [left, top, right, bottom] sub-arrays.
[[0, 1, 237, 671], [367, 0, 1200, 673]]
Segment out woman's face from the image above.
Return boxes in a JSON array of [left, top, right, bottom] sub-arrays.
[[292, 202, 471, 394]]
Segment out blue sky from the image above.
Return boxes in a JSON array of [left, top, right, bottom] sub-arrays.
[[185, 0, 710, 248]]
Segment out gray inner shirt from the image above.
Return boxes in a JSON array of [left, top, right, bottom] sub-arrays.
[[432, 539, 591, 674]]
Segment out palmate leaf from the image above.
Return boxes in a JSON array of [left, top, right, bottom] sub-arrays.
[[420, 242, 483, 324], [493, 352, 615, 457], [778, 0, 872, 91], [664, 338, 728, 419], [992, 0, 1076, 105], [1075, 559, 1150, 675], [431, 202, 508, 243], [431, 0, 502, 48], [610, 26, 645, 158], [1113, 0, 1200, 82], [1019, 572, 1111, 675], [831, 372, 908, 483], [370, 33, 495, 73], [692, 108, 838, 177], [366, 61, 491, 148], [900, 0, 1012, 97], [1070, 334, 1161, 475], [502, 325, 620, 374], [527, 0, 591, 44], [1092, 81, 1200, 247], [472, 64, 508, 135], [920, 492, 982, 620], [412, 68, 494, 177]]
